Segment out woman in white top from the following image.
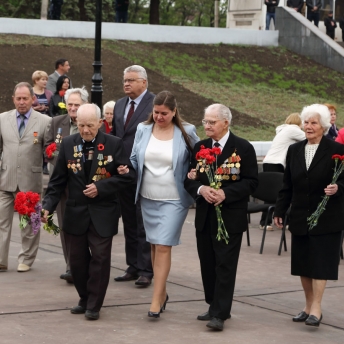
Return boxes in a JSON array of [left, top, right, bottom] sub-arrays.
[[120, 91, 199, 318], [260, 113, 305, 229]]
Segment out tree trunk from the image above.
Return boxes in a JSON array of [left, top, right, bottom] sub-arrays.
[[79, 0, 87, 21], [149, 0, 160, 24]]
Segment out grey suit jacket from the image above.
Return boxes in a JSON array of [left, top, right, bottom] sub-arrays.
[[0, 109, 51, 193], [46, 72, 59, 93], [130, 122, 199, 208], [111, 90, 155, 157]]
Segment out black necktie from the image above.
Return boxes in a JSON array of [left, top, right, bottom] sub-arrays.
[[214, 142, 220, 148], [19, 115, 25, 138], [124, 101, 135, 129]]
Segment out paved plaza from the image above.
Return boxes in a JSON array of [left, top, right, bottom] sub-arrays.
[[1, 204, 343, 343]]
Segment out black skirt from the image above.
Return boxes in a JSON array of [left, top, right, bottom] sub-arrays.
[[291, 231, 342, 280]]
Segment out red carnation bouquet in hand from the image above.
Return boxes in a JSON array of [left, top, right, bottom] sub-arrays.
[[14, 191, 41, 234], [46, 143, 57, 159], [308, 154, 344, 230], [195, 145, 229, 244]]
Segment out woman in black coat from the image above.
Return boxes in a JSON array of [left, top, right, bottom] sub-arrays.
[[274, 104, 344, 328], [48, 75, 70, 117]]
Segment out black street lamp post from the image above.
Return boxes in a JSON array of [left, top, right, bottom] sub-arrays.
[[91, 0, 103, 111]]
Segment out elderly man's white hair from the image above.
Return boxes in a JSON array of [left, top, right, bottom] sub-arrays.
[[204, 103, 232, 123], [77, 103, 101, 119], [300, 104, 331, 135], [65, 87, 89, 104], [123, 65, 148, 87]]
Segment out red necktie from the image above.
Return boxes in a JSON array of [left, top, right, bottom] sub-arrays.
[[124, 101, 135, 129]]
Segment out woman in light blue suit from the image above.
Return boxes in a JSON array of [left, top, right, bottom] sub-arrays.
[[122, 91, 199, 318]]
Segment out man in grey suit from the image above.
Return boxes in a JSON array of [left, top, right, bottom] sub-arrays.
[[0, 82, 51, 272], [46, 58, 71, 93], [44, 87, 89, 282], [111, 65, 154, 286]]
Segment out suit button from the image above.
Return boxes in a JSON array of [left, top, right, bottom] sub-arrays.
[[17, 166, 20, 168]]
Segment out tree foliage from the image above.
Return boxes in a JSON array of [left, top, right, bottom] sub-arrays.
[[1, 0, 228, 27]]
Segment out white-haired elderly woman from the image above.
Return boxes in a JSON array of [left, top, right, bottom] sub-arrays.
[[274, 104, 344, 327], [103, 101, 116, 134]]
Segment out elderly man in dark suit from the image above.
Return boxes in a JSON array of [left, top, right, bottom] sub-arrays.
[[42, 103, 135, 320], [111, 65, 154, 287], [44, 87, 89, 283], [185, 104, 258, 331]]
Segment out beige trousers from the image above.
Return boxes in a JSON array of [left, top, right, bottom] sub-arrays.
[[0, 190, 41, 268]]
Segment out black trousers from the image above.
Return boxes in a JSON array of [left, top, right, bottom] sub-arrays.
[[64, 222, 113, 312], [326, 31, 335, 40], [119, 184, 153, 278], [260, 163, 285, 226], [307, 11, 319, 27], [196, 214, 243, 320]]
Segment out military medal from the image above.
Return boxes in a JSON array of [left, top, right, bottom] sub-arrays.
[[33, 132, 38, 144]]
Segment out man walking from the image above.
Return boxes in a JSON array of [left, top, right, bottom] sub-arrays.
[[0, 82, 51, 272], [185, 104, 258, 331], [42, 103, 135, 320], [44, 87, 89, 283], [46, 58, 71, 93], [111, 65, 154, 287]]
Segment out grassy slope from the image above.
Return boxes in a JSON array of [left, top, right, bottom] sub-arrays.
[[1, 34, 344, 140]]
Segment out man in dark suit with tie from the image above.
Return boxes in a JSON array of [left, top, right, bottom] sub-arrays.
[[185, 104, 258, 331], [42, 103, 135, 320], [111, 65, 154, 286]]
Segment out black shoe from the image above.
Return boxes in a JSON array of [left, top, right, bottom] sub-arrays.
[[135, 275, 152, 287], [305, 314, 322, 327], [43, 166, 49, 175], [292, 311, 309, 322], [85, 310, 99, 320], [114, 272, 138, 282], [160, 294, 169, 313], [70, 305, 86, 314], [197, 311, 231, 321], [60, 270, 74, 284], [197, 311, 211, 321], [148, 310, 161, 318], [206, 317, 224, 331]]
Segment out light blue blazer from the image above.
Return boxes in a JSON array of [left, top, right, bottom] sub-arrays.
[[130, 122, 199, 208]]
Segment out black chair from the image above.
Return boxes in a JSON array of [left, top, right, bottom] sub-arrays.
[[246, 172, 285, 254], [278, 206, 290, 255]]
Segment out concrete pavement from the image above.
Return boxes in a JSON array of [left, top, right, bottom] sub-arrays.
[[1, 207, 344, 343]]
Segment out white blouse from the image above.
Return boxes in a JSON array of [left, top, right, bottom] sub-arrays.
[[305, 143, 319, 170], [140, 134, 180, 200]]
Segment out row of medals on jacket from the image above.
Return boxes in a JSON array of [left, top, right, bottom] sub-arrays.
[[198, 152, 241, 181]]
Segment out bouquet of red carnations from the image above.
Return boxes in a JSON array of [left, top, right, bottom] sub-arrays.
[[308, 154, 344, 230], [196, 145, 229, 244], [46, 142, 57, 158], [14, 191, 41, 234], [14, 191, 60, 235]]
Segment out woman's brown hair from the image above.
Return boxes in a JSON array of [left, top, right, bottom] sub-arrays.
[[145, 91, 193, 151]]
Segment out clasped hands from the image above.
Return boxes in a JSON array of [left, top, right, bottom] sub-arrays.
[[200, 186, 225, 206]]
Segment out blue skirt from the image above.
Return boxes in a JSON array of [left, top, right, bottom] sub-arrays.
[[140, 196, 189, 246]]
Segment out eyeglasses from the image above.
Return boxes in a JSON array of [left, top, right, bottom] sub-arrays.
[[122, 78, 144, 84], [202, 119, 221, 126]]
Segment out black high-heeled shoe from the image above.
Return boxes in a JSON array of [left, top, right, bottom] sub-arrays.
[[160, 294, 169, 313], [148, 310, 161, 318]]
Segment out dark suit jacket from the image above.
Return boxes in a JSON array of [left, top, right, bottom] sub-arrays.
[[287, 0, 304, 12], [184, 133, 258, 234], [274, 137, 344, 236], [325, 125, 338, 141], [111, 90, 155, 157], [43, 130, 136, 237], [45, 114, 106, 166]]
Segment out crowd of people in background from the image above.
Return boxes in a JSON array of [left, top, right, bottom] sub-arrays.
[[0, 59, 342, 332]]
